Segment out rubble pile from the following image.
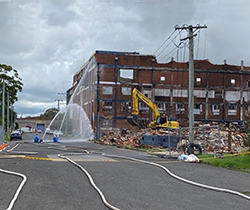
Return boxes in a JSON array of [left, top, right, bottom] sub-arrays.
[[98, 123, 248, 153], [98, 129, 173, 148], [190, 123, 246, 153]]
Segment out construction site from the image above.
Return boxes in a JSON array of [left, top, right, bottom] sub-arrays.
[[66, 49, 250, 155]]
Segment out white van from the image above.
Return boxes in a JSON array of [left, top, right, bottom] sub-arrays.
[[21, 127, 32, 133]]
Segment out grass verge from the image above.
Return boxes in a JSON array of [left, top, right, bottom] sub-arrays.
[[198, 153, 250, 173]]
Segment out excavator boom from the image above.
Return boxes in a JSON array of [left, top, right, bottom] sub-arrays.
[[127, 88, 179, 129]]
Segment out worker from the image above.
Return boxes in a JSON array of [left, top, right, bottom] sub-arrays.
[[34, 134, 40, 143], [160, 113, 167, 124], [53, 134, 58, 143]]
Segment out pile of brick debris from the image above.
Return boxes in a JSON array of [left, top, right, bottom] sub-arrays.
[[97, 123, 247, 154]]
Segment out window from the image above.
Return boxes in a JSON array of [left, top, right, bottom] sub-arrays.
[[215, 91, 222, 98], [231, 79, 235, 86], [211, 104, 220, 115], [160, 76, 165, 81], [102, 101, 112, 111], [102, 86, 113, 95], [139, 102, 149, 112], [119, 69, 134, 79], [194, 103, 202, 115], [228, 104, 237, 115], [196, 77, 201, 85], [121, 87, 131, 95], [247, 81, 250, 88], [176, 103, 185, 114], [121, 102, 131, 112], [102, 119, 112, 129], [156, 102, 166, 112]]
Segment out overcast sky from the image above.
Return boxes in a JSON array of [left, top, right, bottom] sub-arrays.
[[1, 0, 250, 117]]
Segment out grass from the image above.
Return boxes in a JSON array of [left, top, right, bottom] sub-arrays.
[[198, 153, 250, 172]]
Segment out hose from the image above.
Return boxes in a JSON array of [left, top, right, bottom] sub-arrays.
[[102, 153, 250, 201], [0, 168, 27, 210], [58, 153, 121, 210], [6, 142, 21, 152]]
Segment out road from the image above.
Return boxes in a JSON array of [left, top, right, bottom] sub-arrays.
[[0, 133, 250, 210]]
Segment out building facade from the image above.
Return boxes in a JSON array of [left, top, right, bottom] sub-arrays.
[[67, 50, 250, 133]]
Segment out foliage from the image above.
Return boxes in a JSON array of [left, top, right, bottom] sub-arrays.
[[243, 120, 250, 150], [0, 64, 23, 104], [41, 108, 59, 118], [0, 64, 23, 128]]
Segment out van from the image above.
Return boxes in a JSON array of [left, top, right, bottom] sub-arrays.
[[21, 127, 32, 133]]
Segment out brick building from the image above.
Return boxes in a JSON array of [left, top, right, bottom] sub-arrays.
[[67, 50, 250, 134]]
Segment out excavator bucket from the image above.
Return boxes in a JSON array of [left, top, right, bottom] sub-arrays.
[[127, 115, 140, 127]]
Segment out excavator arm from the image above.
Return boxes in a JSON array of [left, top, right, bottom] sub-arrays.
[[127, 88, 179, 129]]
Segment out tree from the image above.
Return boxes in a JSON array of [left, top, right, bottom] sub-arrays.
[[41, 108, 59, 118], [0, 64, 23, 129]]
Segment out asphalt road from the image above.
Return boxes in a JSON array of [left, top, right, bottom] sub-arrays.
[[0, 133, 250, 210]]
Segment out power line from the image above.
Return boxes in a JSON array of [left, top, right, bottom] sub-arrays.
[[153, 29, 177, 55]]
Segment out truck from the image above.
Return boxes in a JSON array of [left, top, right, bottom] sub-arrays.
[[127, 88, 179, 129]]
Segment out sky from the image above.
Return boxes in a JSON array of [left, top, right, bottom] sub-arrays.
[[0, 0, 250, 117]]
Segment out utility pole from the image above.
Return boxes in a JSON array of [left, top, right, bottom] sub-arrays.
[[1, 82, 5, 143], [7, 92, 9, 135], [55, 99, 62, 110], [175, 24, 207, 146]]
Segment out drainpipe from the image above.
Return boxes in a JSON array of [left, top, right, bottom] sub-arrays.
[[114, 57, 118, 129], [151, 58, 155, 101], [240, 60, 244, 125], [96, 63, 100, 141], [205, 72, 208, 123]]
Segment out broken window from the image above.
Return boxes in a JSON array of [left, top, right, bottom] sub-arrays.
[[102, 101, 112, 111], [121, 87, 131, 95], [194, 103, 202, 115], [215, 91, 222, 98], [121, 102, 131, 112], [119, 69, 134, 83], [102, 119, 112, 129], [102, 86, 113, 95], [211, 104, 220, 115], [176, 103, 185, 114], [228, 104, 237, 115]]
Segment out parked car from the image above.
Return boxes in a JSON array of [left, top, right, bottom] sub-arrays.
[[16, 129, 24, 134], [10, 130, 22, 141]]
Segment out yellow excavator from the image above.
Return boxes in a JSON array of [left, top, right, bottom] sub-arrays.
[[127, 88, 179, 129]]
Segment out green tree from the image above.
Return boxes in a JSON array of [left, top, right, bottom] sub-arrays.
[[0, 64, 23, 129], [41, 108, 59, 118]]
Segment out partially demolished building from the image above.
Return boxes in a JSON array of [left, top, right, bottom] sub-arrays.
[[67, 50, 250, 133]]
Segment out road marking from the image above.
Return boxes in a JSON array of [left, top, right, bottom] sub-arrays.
[[17, 156, 59, 161], [9, 156, 118, 162]]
